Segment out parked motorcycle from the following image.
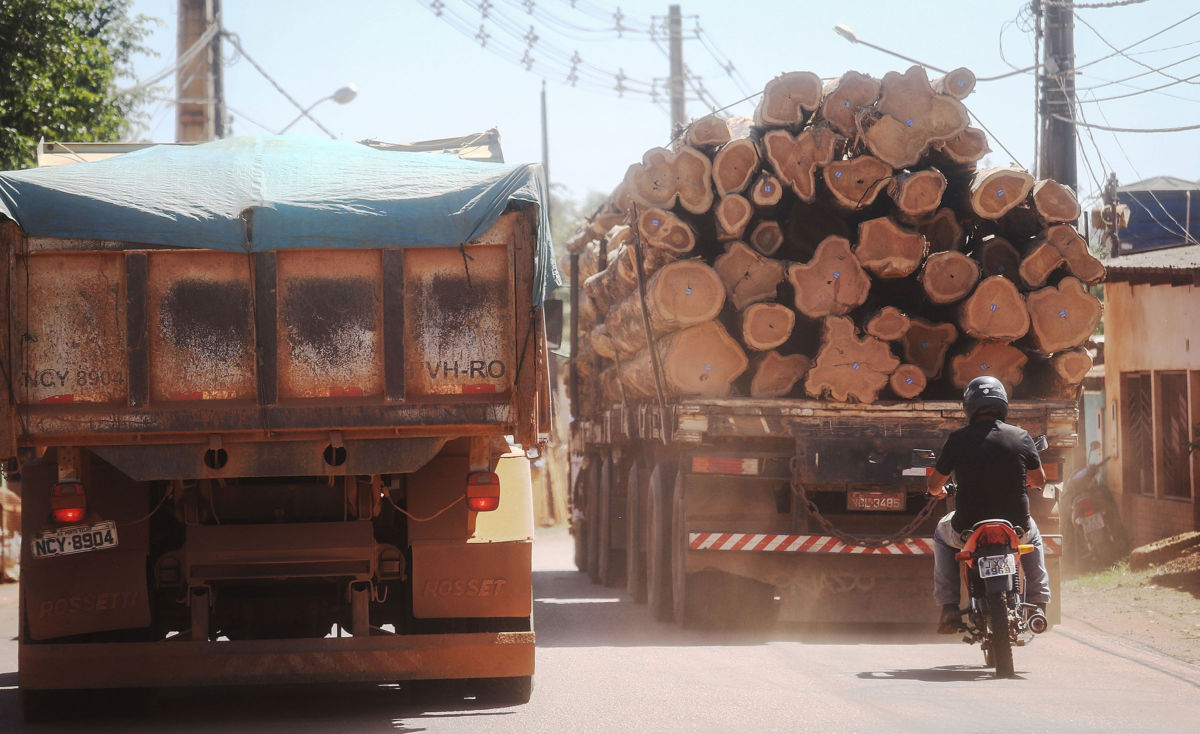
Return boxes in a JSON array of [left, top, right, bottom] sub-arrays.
[[1063, 457, 1129, 571], [949, 513, 1050, 678]]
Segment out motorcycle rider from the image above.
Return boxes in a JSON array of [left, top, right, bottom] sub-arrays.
[[926, 376, 1051, 634]]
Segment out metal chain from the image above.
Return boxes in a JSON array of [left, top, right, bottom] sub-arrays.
[[789, 457, 942, 548]]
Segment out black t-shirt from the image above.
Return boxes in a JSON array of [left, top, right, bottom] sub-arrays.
[[935, 418, 1041, 533]]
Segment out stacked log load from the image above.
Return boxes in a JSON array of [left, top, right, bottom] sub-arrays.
[[567, 66, 1103, 406]]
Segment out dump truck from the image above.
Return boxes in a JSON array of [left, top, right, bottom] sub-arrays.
[[0, 136, 558, 715]]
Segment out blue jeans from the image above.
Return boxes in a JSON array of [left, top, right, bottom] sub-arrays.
[[933, 512, 1051, 607]]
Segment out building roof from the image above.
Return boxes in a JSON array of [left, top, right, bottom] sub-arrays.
[[1104, 243, 1200, 286], [1117, 176, 1200, 193]]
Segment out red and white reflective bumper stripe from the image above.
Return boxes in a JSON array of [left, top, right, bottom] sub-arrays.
[[689, 532, 1063, 556]]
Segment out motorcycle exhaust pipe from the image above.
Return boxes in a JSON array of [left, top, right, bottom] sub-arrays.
[[1028, 611, 1049, 634]]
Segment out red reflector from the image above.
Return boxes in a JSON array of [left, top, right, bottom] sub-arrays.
[[462, 384, 499, 394], [467, 471, 501, 512], [691, 456, 760, 475], [39, 394, 76, 404], [52, 507, 85, 523], [327, 386, 364, 398], [978, 525, 1013, 545]]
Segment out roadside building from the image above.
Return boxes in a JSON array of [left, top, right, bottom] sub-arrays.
[[1102, 244, 1200, 545]]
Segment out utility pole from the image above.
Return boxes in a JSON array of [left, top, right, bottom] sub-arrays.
[[211, 0, 226, 138], [176, 0, 216, 142], [668, 4, 685, 138], [1039, 0, 1077, 193]]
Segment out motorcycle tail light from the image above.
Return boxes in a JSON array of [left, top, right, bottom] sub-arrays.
[[466, 471, 501, 512], [977, 524, 1013, 546], [50, 481, 87, 524], [1077, 498, 1095, 515]]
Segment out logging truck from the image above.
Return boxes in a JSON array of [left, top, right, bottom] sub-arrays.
[[566, 66, 1095, 627], [0, 136, 557, 716]]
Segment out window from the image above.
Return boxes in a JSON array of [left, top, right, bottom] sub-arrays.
[[1121, 372, 1154, 496], [1157, 372, 1190, 499]]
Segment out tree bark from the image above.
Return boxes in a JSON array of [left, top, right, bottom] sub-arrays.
[[712, 138, 760, 197], [931, 67, 976, 100], [750, 351, 812, 398], [855, 216, 928, 278], [625, 145, 715, 214], [685, 114, 732, 151], [818, 70, 881, 137], [741, 302, 796, 350], [959, 275, 1031, 341], [762, 126, 842, 203], [749, 220, 785, 256], [1031, 179, 1081, 224], [921, 250, 980, 304], [969, 166, 1036, 220], [620, 320, 748, 398], [804, 316, 900, 403], [888, 168, 947, 217], [865, 305, 911, 341], [949, 340, 1028, 392], [715, 194, 753, 241], [786, 235, 872, 318], [754, 70, 823, 129], [824, 155, 892, 210], [902, 318, 959, 379], [713, 240, 786, 310], [1026, 276, 1104, 354], [979, 236, 1021, 281], [890, 364, 928, 399]]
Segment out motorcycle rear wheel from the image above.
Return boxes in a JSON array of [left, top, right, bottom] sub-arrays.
[[987, 593, 1015, 678]]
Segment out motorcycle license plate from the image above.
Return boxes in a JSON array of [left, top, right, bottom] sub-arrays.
[[977, 553, 1016, 578], [1081, 513, 1106, 532], [847, 490, 906, 511], [31, 521, 119, 559]]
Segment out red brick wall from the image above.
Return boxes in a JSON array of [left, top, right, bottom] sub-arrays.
[[1124, 492, 1195, 547]]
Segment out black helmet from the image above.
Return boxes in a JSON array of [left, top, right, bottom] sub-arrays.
[[963, 376, 1008, 422]]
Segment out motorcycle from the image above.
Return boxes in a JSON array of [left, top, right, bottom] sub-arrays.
[[949, 510, 1050, 678], [1063, 458, 1129, 571], [911, 436, 1051, 678]]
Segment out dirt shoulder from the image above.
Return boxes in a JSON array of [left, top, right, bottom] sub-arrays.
[[1061, 545, 1200, 666]]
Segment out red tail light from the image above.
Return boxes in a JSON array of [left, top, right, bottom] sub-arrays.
[[977, 523, 1014, 546], [1077, 498, 1095, 516], [50, 481, 87, 524], [466, 471, 501, 512]]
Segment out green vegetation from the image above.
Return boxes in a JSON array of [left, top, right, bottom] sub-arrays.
[[0, 0, 155, 170]]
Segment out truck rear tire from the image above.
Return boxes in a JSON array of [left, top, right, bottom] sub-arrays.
[[572, 459, 589, 572], [647, 461, 676, 622], [625, 458, 648, 603], [586, 455, 603, 584], [597, 455, 626, 588]]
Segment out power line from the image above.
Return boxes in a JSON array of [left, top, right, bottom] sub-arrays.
[[1050, 115, 1200, 132], [1078, 69, 1200, 103], [221, 31, 338, 137], [1073, 10, 1199, 87]]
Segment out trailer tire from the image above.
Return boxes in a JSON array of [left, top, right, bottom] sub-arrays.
[[670, 470, 717, 629], [571, 458, 590, 572], [586, 455, 603, 584], [647, 461, 676, 622], [625, 458, 648, 603], [597, 454, 626, 588]]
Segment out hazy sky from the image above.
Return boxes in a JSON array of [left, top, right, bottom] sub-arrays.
[[127, 0, 1200, 209]]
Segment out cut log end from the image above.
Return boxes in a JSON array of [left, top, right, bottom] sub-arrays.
[[1026, 276, 1103, 354], [949, 341, 1029, 393], [922, 250, 980, 304], [749, 220, 785, 256], [712, 138, 761, 197], [902, 318, 959, 379], [1032, 179, 1082, 224], [888, 168, 947, 218], [856, 217, 927, 279], [866, 306, 911, 341], [754, 71, 823, 129], [714, 241, 786, 311], [750, 351, 812, 398], [787, 235, 872, 318], [889, 364, 928, 399], [741, 302, 797, 351], [715, 195, 754, 241], [931, 67, 977, 100], [970, 166, 1036, 220], [824, 155, 892, 210], [685, 115, 733, 150], [804, 316, 900, 403]]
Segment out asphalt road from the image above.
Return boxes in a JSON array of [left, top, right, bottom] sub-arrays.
[[2, 526, 1199, 733]]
